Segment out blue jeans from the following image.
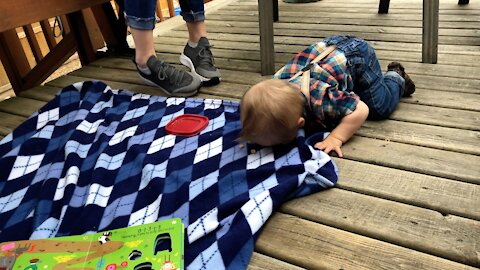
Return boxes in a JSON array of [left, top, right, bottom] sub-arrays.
[[124, 0, 205, 30], [323, 35, 405, 120]]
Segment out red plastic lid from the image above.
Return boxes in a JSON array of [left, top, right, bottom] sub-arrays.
[[165, 114, 209, 136]]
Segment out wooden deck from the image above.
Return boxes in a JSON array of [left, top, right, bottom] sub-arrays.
[[1, 0, 479, 268]]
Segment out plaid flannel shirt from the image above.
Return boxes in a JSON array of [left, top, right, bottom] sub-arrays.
[[274, 41, 360, 130]]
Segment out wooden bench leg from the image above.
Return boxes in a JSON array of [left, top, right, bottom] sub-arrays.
[[0, 30, 31, 93], [66, 10, 97, 65], [91, 1, 132, 56], [258, 0, 275, 75], [378, 0, 390, 14], [273, 0, 279, 22], [458, 0, 469, 5], [422, 0, 439, 64]]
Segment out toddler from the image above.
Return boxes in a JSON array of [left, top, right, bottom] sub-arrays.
[[240, 35, 415, 157]]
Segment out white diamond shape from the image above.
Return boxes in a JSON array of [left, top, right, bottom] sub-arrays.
[[194, 137, 223, 164], [37, 108, 59, 129], [128, 195, 162, 226], [132, 93, 151, 100], [147, 134, 176, 154], [0, 186, 28, 212], [8, 154, 44, 181], [91, 96, 113, 113], [85, 183, 113, 207], [77, 119, 104, 134], [187, 208, 219, 243], [241, 190, 273, 234], [204, 99, 222, 110], [246, 148, 274, 170], [109, 126, 137, 146], [166, 97, 185, 106], [54, 166, 80, 201]]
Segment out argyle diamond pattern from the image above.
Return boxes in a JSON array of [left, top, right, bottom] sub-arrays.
[[0, 81, 338, 269]]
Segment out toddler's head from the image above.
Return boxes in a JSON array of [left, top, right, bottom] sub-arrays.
[[239, 79, 305, 146]]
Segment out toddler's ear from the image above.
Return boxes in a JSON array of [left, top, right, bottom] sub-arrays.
[[297, 117, 305, 128]]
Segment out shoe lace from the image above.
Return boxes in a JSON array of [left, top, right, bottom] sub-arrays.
[[198, 45, 215, 66], [153, 60, 185, 85]]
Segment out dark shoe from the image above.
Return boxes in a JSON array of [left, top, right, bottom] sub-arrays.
[[136, 55, 201, 97], [387, 62, 415, 97], [180, 37, 221, 86]]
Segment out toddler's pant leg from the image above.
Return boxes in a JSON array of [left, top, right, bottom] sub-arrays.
[[179, 0, 206, 22], [328, 36, 405, 120], [124, 0, 157, 30], [356, 44, 405, 120]]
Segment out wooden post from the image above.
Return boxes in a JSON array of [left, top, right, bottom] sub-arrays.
[[378, 0, 390, 14], [66, 10, 97, 65], [422, 0, 439, 64], [156, 2, 164, 22], [258, 0, 275, 75], [23, 25, 44, 63], [91, 1, 130, 54], [40, 20, 58, 49], [167, 0, 175, 18], [0, 29, 31, 92], [273, 0, 279, 22]]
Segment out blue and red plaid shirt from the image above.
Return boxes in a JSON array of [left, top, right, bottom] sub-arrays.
[[274, 41, 360, 130]]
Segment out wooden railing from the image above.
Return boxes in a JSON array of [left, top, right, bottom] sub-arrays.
[[0, 0, 129, 94]]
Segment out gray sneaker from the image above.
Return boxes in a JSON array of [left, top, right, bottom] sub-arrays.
[[136, 55, 201, 97], [180, 37, 221, 86]]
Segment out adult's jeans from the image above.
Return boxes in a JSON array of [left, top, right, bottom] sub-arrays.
[[324, 35, 405, 120], [124, 0, 205, 30]]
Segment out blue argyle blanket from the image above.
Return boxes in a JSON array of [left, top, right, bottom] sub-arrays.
[[0, 81, 338, 269]]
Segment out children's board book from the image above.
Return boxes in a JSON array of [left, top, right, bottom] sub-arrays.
[[0, 218, 184, 270]]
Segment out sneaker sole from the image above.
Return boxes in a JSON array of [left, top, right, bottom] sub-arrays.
[[139, 75, 198, 97], [180, 53, 220, 86]]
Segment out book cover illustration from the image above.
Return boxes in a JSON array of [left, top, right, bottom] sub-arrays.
[[0, 218, 184, 270]]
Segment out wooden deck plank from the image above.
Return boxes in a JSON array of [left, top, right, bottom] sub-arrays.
[[154, 33, 480, 58], [257, 213, 478, 270], [91, 56, 480, 103], [159, 32, 480, 80], [45, 74, 231, 100], [226, 3, 480, 16], [334, 158, 480, 221], [204, 17, 480, 37], [248, 253, 305, 270], [280, 189, 480, 266], [17, 85, 61, 102], [357, 120, 480, 155], [152, 35, 480, 67], [390, 103, 479, 131], [342, 136, 480, 184], [0, 111, 26, 136], [0, 96, 46, 117], [401, 89, 480, 111], [150, 41, 480, 88]]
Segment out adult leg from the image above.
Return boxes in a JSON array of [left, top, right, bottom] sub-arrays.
[[124, 0, 157, 66], [179, 0, 221, 85], [124, 0, 201, 96], [179, 0, 207, 43]]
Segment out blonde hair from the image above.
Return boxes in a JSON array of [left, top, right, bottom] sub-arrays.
[[239, 79, 305, 146]]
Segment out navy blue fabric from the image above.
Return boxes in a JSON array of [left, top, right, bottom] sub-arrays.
[[0, 81, 338, 269]]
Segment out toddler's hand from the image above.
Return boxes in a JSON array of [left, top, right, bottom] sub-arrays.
[[314, 135, 343, 157]]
